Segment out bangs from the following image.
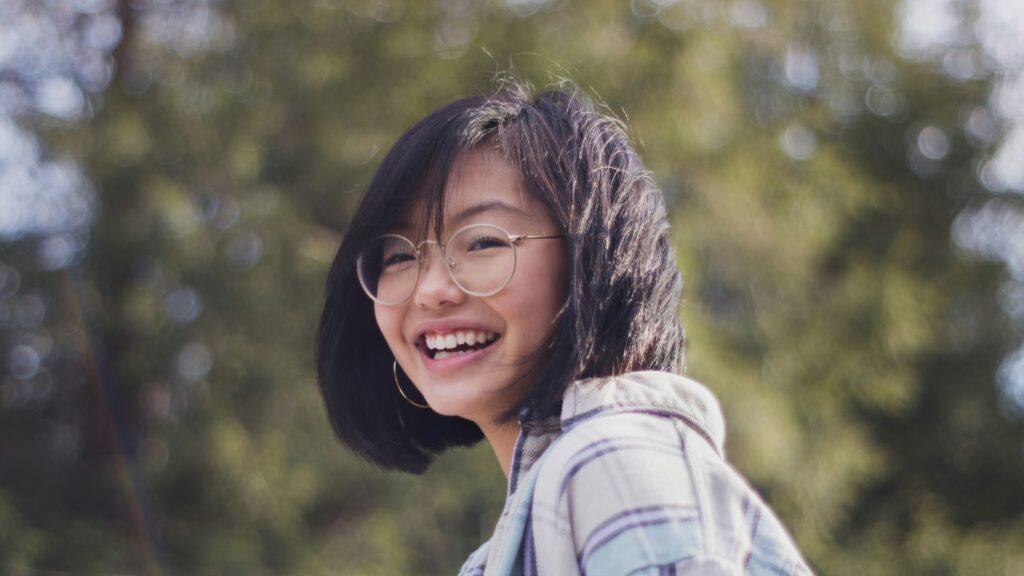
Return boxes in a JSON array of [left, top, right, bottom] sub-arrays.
[[371, 104, 530, 244]]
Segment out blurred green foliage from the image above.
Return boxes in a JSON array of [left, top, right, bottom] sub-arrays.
[[2, 0, 1024, 574]]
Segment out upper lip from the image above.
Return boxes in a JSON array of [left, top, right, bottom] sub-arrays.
[[411, 319, 502, 344]]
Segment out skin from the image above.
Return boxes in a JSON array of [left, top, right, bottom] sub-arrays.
[[374, 147, 568, 479]]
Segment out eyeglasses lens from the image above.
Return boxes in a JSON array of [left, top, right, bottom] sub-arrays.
[[357, 235, 418, 304], [357, 224, 517, 304], [447, 224, 515, 296]]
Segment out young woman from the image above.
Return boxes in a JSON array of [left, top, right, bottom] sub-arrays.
[[316, 82, 813, 575]]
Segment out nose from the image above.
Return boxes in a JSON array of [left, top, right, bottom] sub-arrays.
[[413, 243, 466, 309]]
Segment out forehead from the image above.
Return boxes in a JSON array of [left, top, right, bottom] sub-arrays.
[[394, 148, 549, 234], [445, 148, 534, 215]]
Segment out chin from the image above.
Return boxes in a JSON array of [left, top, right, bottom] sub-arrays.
[[416, 383, 498, 423], [420, 391, 484, 420], [418, 393, 460, 417]]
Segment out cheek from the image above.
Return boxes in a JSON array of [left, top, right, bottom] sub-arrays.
[[373, 305, 405, 353], [505, 255, 568, 337], [528, 246, 569, 306]]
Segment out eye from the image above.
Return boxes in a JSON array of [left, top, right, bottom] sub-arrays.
[[467, 236, 510, 251], [382, 251, 416, 267]]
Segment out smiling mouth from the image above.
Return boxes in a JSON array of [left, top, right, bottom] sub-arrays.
[[419, 330, 501, 360]]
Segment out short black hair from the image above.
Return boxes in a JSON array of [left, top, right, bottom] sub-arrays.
[[316, 79, 685, 474]]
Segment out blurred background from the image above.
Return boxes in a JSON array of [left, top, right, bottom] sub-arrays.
[[2, 0, 1024, 573]]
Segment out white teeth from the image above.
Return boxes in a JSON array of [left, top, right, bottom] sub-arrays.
[[435, 349, 474, 360], [424, 329, 499, 351]]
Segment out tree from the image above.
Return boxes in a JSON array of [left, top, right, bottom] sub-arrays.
[[2, 0, 1022, 573]]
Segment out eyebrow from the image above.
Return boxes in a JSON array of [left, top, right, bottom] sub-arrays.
[[451, 201, 533, 226], [392, 201, 532, 230]]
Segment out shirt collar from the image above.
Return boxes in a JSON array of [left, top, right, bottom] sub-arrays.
[[558, 370, 726, 455], [508, 371, 725, 497]]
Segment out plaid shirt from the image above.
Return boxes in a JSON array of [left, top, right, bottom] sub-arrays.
[[457, 371, 814, 576]]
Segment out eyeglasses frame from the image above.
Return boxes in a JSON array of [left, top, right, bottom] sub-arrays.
[[356, 222, 565, 306]]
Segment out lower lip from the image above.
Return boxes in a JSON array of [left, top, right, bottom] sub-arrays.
[[419, 339, 499, 374]]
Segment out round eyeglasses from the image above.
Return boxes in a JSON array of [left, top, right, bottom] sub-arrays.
[[356, 223, 565, 305]]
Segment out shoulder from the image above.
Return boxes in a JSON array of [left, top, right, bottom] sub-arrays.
[[531, 410, 712, 538], [534, 409, 716, 508], [528, 411, 812, 575]]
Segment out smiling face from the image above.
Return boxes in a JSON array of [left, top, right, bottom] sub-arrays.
[[373, 147, 568, 425]]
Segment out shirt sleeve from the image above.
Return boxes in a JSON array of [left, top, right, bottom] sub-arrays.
[[527, 413, 812, 576]]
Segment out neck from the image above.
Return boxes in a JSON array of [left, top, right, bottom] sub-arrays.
[[477, 419, 522, 480]]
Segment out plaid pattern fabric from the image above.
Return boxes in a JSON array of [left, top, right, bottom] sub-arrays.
[[457, 371, 814, 576]]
